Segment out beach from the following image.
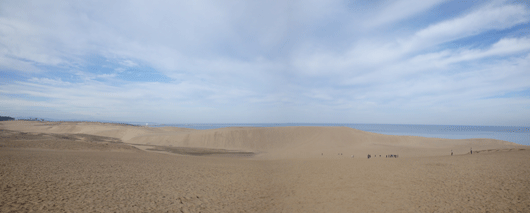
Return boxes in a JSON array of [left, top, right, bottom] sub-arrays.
[[1, 121, 529, 212]]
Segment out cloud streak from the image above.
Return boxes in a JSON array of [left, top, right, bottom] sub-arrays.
[[0, 0, 529, 125], [408, 3, 530, 50]]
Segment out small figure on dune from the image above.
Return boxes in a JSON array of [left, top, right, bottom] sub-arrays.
[[470, 148, 473, 154], [451, 150, 453, 156], [367, 154, 371, 159]]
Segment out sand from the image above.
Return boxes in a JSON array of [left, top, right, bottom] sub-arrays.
[[1, 121, 529, 212]]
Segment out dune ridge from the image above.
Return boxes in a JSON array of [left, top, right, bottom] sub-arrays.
[[1, 121, 524, 159]]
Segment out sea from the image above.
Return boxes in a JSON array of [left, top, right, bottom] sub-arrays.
[[146, 123, 530, 146]]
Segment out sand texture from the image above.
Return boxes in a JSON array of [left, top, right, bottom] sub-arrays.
[[1, 121, 529, 212]]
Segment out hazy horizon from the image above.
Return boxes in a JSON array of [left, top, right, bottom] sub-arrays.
[[1, 0, 530, 126], [7, 117, 530, 128]]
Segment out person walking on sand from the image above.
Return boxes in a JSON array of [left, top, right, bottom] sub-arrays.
[[470, 148, 472, 154], [451, 150, 453, 156]]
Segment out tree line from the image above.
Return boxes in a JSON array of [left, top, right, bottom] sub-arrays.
[[0, 116, 15, 121]]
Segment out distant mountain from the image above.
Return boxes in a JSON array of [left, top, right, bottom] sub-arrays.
[[0, 116, 15, 121]]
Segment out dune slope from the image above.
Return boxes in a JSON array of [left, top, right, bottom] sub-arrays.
[[1, 121, 524, 159], [2, 121, 530, 212]]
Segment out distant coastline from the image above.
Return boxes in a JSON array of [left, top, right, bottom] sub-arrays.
[[156, 123, 530, 146]]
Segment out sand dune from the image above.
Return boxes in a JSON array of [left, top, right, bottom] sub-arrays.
[[1, 121, 523, 159], [1, 121, 529, 212], [0, 121, 186, 142]]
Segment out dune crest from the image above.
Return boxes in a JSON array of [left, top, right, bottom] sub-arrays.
[[1, 121, 524, 159]]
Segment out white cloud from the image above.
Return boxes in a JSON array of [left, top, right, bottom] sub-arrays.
[[0, 55, 41, 73], [28, 77, 72, 86], [118, 60, 137, 67], [404, 37, 530, 72], [96, 73, 117, 79], [0, 17, 69, 68], [366, 0, 448, 28], [291, 3, 530, 78], [1, 0, 529, 125], [406, 4, 530, 50]]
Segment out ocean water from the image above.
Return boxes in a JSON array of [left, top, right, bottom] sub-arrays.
[[154, 123, 530, 146]]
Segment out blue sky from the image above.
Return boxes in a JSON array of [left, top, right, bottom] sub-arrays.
[[1, 0, 529, 125]]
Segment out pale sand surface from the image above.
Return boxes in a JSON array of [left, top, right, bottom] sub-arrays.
[[2, 121, 523, 159], [1, 121, 530, 212]]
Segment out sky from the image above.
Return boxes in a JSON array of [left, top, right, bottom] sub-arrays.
[[0, 0, 529, 126]]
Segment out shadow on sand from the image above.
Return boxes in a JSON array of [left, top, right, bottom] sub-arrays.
[[139, 145, 256, 157]]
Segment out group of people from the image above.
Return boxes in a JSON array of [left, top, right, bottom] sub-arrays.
[[451, 148, 473, 156], [367, 154, 395, 159], [327, 147, 475, 159]]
